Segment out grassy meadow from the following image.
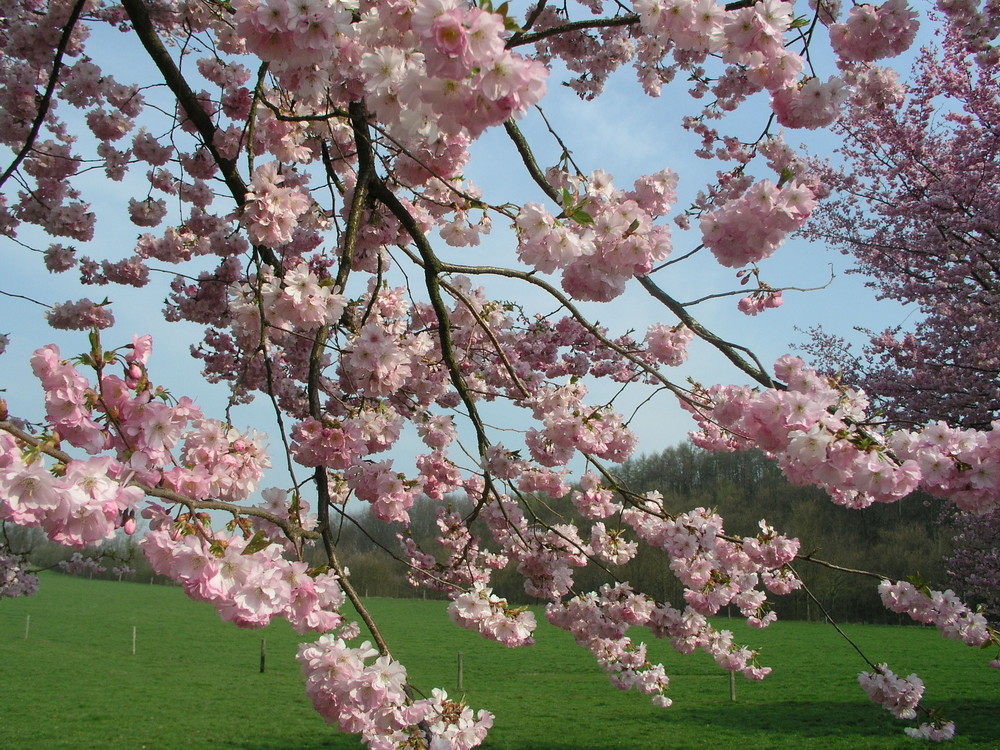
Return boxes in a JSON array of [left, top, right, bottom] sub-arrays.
[[1, 573, 998, 749]]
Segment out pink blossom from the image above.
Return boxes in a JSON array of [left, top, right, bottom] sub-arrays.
[[128, 198, 168, 227], [859, 665, 923, 719], [700, 180, 816, 267], [771, 77, 848, 129], [645, 323, 694, 366], [45, 299, 115, 330]]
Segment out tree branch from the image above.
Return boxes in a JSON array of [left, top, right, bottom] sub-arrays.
[[0, 0, 87, 191], [0, 420, 318, 542], [638, 275, 780, 389], [120, 0, 279, 270]]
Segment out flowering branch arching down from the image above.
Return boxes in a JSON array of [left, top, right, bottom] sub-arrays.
[[802, 2, 1000, 627]]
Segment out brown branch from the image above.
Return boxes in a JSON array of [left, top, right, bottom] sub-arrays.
[[257, 96, 348, 123], [505, 1, 756, 48], [504, 120, 562, 204], [440, 279, 531, 400], [0, 289, 50, 308], [519, 0, 549, 35], [305, 258, 391, 655], [0, 0, 88, 191], [506, 14, 639, 48], [397, 253, 695, 405], [794, 551, 890, 581], [119, 0, 279, 270], [311, 459, 393, 656], [786, 563, 881, 671], [368, 180, 494, 458], [307, 413, 394, 657], [681, 267, 836, 307], [366, 181, 508, 526], [338, 101, 376, 292], [637, 275, 780, 389]]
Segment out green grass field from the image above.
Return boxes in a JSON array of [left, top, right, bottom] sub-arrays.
[[1, 573, 998, 749]]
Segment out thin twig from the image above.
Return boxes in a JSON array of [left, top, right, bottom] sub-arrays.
[[0, 0, 88, 191]]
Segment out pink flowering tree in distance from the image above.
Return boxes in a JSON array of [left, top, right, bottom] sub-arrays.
[[0, 0, 997, 744], [803, 6, 1000, 624]]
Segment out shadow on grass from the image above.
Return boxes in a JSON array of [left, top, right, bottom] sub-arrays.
[[678, 700, 1000, 740], [475, 700, 1000, 750]]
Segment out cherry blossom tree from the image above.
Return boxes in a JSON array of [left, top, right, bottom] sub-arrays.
[[945, 507, 1000, 620], [803, 3, 1000, 622], [804, 10, 1000, 430], [0, 0, 997, 745]]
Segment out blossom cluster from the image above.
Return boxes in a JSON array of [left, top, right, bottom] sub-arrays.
[[260, 263, 347, 331], [242, 162, 314, 248], [905, 721, 957, 741], [367, 0, 548, 141], [402, 506, 506, 593], [829, 0, 920, 62], [345, 460, 422, 523], [45, 299, 115, 331], [169, 420, 270, 503], [525, 381, 638, 467], [1, 338, 270, 550], [648, 601, 772, 678], [58, 552, 107, 576], [631, 0, 890, 130], [934, 0, 1000, 63], [623, 501, 801, 628], [141, 524, 345, 633], [879, 580, 994, 648], [547, 583, 673, 706], [738, 289, 784, 316], [644, 323, 694, 366], [481, 496, 588, 600], [856, 663, 957, 741], [448, 584, 537, 647], [298, 635, 493, 749], [700, 180, 817, 268], [515, 169, 676, 302], [858, 664, 924, 719], [688, 356, 922, 508], [571, 471, 624, 520], [692, 354, 1000, 517], [0, 550, 39, 599], [770, 75, 850, 129], [112, 564, 136, 578], [888, 421, 1000, 515], [0, 447, 143, 548], [231, 0, 358, 68], [233, 0, 549, 148]]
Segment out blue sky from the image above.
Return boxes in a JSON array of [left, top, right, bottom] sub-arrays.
[[0, 1, 931, 491]]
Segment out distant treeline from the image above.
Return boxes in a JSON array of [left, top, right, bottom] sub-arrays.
[[25, 444, 953, 624], [322, 444, 953, 624]]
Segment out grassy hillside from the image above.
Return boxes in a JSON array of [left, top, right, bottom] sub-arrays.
[[1, 573, 997, 749]]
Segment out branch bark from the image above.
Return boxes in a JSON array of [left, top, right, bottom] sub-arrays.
[[0, 0, 88, 192], [120, 0, 280, 270]]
